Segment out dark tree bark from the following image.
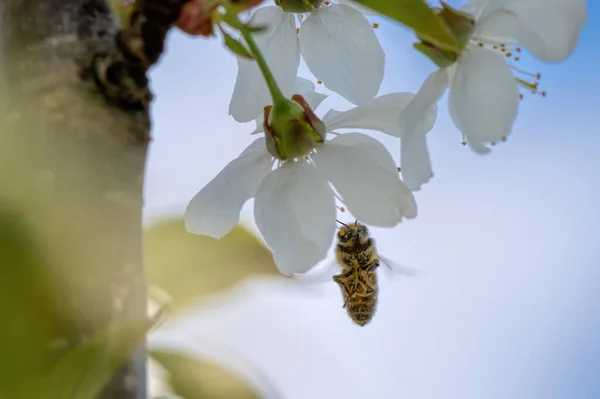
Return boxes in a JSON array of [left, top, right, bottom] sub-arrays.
[[0, 0, 188, 397]]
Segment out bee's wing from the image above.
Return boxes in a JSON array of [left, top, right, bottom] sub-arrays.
[[378, 254, 420, 279], [292, 259, 340, 286]]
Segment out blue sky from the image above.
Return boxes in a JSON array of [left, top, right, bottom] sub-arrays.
[[146, 2, 600, 398]]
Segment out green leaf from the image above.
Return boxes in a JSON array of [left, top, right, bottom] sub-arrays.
[[144, 220, 280, 311], [150, 350, 265, 399], [221, 29, 254, 59], [37, 316, 157, 399], [0, 205, 65, 398], [351, 0, 459, 51]]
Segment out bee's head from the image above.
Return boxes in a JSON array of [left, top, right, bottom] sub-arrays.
[[337, 221, 369, 246]]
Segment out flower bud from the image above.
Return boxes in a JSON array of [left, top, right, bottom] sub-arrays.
[[275, 0, 324, 13], [263, 95, 326, 160], [177, 0, 217, 37]]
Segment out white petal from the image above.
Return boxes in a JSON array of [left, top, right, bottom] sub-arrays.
[[397, 70, 446, 140], [335, 0, 381, 16], [475, 8, 519, 45], [250, 115, 264, 135], [449, 48, 518, 153], [400, 129, 433, 192], [448, 97, 491, 154], [287, 76, 328, 111], [323, 92, 416, 137], [251, 76, 327, 136], [299, 5, 384, 105], [312, 133, 417, 226], [185, 138, 272, 239], [229, 7, 300, 122], [465, 0, 512, 21], [254, 162, 335, 276], [396, 70, 444, 190], [505, 0, 586, 62]]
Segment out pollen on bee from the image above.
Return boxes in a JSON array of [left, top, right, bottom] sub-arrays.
[[372, 23, 379, 29]]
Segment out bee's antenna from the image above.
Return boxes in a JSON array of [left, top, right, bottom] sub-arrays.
[[353, 219, 358, 225], [336, 219, 349, 228]]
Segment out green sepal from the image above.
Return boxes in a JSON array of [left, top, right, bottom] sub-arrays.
[[220, 28, 254, 59], [350, 0, 460, 52], [438, 1, 475, 48], [275, 0, 325, 13], [413, 42, 457, 68]]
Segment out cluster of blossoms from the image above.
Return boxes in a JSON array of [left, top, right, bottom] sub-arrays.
[[182, 0, 586, 275]]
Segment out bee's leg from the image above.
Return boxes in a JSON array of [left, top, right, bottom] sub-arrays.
[[368, 259, 380, 273], [357, 273, 376, 294], [343, 280, 359, 308]]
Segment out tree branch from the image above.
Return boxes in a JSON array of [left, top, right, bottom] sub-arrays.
[[0, 0, 188, 397]]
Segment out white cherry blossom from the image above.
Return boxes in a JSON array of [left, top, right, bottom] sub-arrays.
[[398, 0, 586, 186], [251, 80, 438, 192], [228, 3, 385, 123], [186, 78, 416, 276]]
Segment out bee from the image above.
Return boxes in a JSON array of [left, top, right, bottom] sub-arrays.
[[329, 220, 417, 326], [331, 220, 380, 326]]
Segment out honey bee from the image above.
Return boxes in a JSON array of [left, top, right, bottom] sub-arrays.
[[331, 220, 417, 326]]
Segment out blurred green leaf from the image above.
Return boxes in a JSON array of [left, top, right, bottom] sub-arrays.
[[0, 204, 65, 398], [144, 220, 279, 310], [150, 350, 263, 399], [34, 316, 155, 399], [351, 0, 459, 51]]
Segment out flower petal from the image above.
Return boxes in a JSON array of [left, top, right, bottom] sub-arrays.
[[449, 48, 518, 154], [397, 70, 446, 140], [289, 76, 328, 111], [335, 0, 381, 16], [400, 129, 433, 192], [185, 138, 272, 238], [396, 70, 444, 190], [312, 133, 417, 226], [475, 8, 519, 45], [229, 7, 300, 122], [254, 162, 335, 276], [323, 92, 416, 136], [299, 4, 384, 105], [505, 0, 586, 62]]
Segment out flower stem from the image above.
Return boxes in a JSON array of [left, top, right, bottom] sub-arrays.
[[239, 25, 287, 105]]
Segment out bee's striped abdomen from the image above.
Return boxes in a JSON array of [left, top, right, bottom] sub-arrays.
[[346, 291, 378, 326]]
